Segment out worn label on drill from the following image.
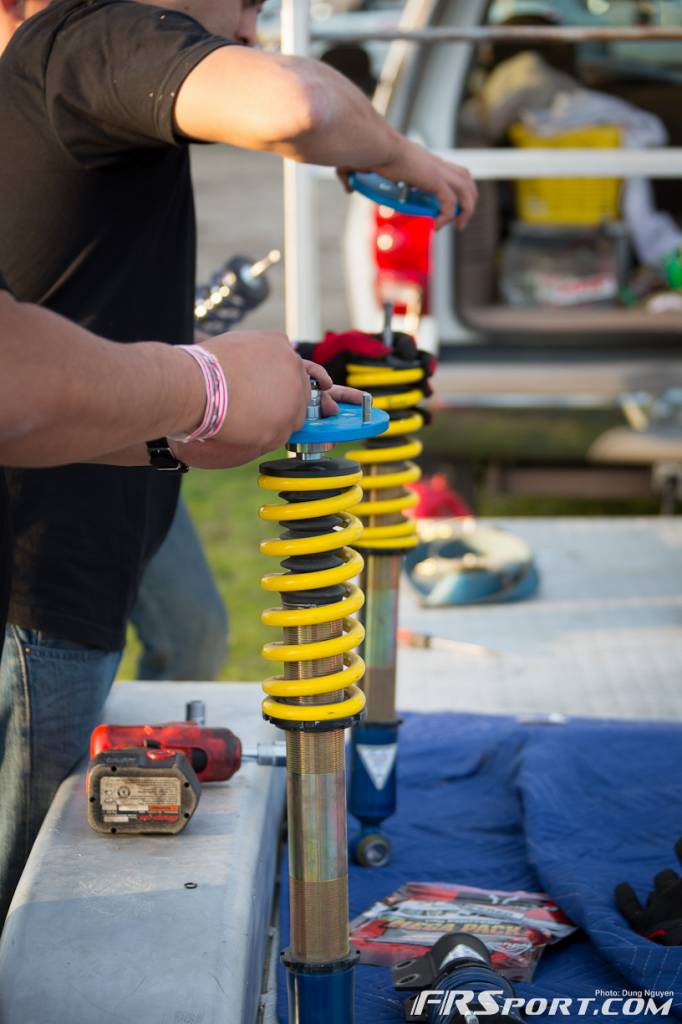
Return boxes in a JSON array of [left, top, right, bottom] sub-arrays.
[[99, 776, 181, 823]]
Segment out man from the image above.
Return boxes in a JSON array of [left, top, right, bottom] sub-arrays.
[[0, 0, 477, 921], [3, 0, 225, 687], [0, 272, 357, 918]]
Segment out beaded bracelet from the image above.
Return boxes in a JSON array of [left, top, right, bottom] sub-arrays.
[[170, 344, 228, 443]]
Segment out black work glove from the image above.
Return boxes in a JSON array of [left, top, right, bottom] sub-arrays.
[[614, 839, 682, 945]]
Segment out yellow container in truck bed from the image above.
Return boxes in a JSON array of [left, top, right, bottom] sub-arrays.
[[509, 122, 622, 227]]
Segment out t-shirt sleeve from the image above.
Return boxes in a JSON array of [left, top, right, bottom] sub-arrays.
[[44, 1, 232, 162]]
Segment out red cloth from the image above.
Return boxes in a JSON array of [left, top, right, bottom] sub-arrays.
[[411, 474, 472, 519], [313, 330, 390, 365]]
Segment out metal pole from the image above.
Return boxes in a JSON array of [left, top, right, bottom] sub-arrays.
[[311, 25, 682, 44], [435, 148, 682, 180], [281, 0, 321, 341]]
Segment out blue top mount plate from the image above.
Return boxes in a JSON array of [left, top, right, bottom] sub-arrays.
[[288, 403, 389, 445], [348, 171, 442, 218]]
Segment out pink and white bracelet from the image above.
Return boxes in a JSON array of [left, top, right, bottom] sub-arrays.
[[170, 344, 228, 444]]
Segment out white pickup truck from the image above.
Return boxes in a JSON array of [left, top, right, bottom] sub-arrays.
[[341, 0, 682, 421]]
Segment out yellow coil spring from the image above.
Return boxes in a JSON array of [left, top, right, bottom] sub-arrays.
[[258, 460, 367, 726], [345, 363, 426, 550]]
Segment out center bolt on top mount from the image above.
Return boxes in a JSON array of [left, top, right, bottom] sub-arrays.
[[258, 381, 388, 1024], [345, 303, 429, 868]]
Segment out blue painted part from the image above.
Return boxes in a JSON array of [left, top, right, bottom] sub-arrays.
[[288, 403, 389, 445], [427, 966, 520, 1024], [348, 172, 442, 218], [285, 961, 356, 1024], [348, 721, 399, 827], [404, 537, 539, 607]]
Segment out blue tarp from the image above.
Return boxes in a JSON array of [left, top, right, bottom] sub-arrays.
[[277, 713, 682, 1022]]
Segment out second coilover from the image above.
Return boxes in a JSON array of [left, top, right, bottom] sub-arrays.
[[345, 307, 429, 868]]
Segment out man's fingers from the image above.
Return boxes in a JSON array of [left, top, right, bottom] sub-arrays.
[[320, 391, 340, 417], [433, 167, 478, 231], [441, 165, 477, 230], [328, 384, 363, 406], [303, 359, 334, 391], [452, 182, 476, 228], [434, 186, 456, 230], [319, 385, 364, 418]]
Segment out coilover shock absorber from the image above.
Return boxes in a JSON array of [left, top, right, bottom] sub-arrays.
[[345, 305, 428, 868], [258, 382, 388, 1024]]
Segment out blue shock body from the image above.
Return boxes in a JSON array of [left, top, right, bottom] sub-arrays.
[[348, 721, 400, 868], [284, 953, 359, 1024]]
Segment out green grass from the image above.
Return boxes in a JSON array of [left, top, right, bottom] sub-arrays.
[[118, 454, 279, 682], [425, 408, 622, 463]]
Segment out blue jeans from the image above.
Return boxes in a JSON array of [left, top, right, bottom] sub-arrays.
[[130, 497, 228, 680], [0, 627, 121, 925]]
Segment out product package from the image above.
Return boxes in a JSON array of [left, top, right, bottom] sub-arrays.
[[350, 881, 577, 982]]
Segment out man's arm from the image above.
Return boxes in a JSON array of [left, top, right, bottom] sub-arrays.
[[0, 292, 317, 468], [173, 48, 478, 230], [0, 0, 22, 56]]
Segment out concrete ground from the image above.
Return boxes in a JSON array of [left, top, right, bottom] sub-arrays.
[[192, 144, 352, 334], [397, 517, 682, 722]]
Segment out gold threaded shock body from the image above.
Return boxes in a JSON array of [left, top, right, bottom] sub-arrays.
[[258, 448, 367, 964]]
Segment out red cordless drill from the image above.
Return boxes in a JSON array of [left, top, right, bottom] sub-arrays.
[[90, 719, 243, 783], [87, 701, 285, 835]]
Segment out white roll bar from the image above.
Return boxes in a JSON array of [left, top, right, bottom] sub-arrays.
[[281, 0, 320, 341], [311, 26, 682, 44], [437, 148, 682, 179]]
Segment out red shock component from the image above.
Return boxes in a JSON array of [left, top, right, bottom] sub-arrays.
[[373, 208, 434, 315], [90, 722, 242, 783]]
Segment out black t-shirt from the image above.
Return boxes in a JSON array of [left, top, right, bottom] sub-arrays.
[[0, 0, 230, 649], [0, 275, 11, 658]]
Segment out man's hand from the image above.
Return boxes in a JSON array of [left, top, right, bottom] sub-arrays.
[[182, 331, 309, 455], [169, 334, 365, 471], [303, 359, 365, 417], [339, 138, 478, 231], [176, 48, 476, 232]]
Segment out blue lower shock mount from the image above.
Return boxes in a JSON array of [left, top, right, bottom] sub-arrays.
[[393, 933, 525, 1023], [284, 950, 360, 1024], [348, 720, 400, 868]]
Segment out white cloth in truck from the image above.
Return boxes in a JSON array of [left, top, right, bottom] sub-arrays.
[[478, 52, 579, 143]]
